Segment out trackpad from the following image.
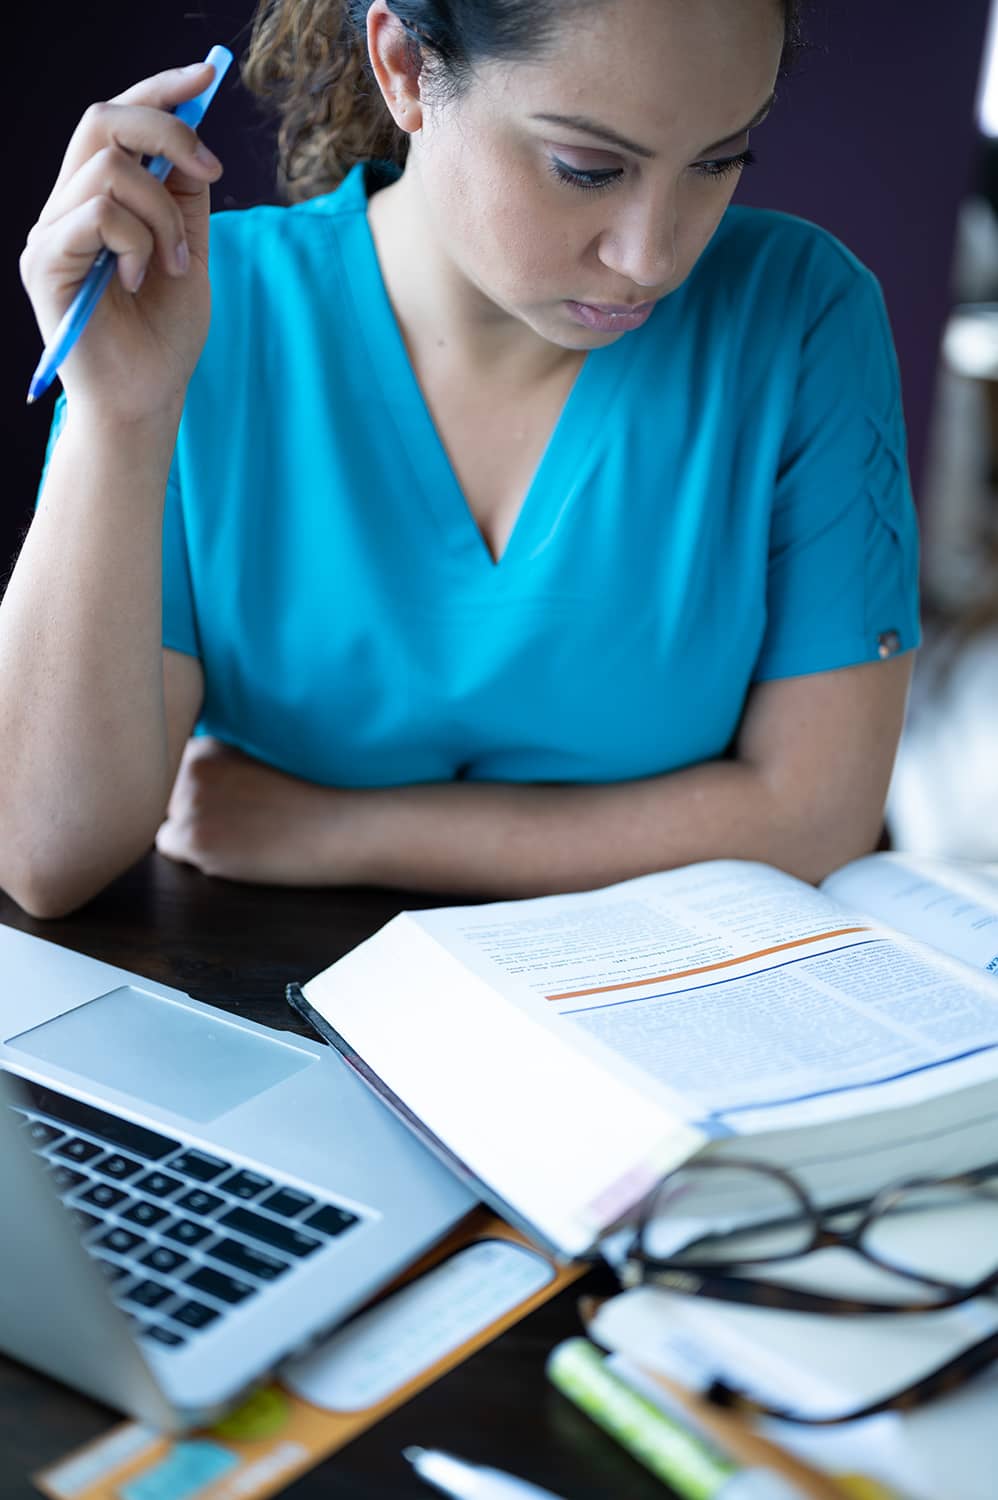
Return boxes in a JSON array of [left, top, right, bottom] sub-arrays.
[[6, 986, 315, 1123]]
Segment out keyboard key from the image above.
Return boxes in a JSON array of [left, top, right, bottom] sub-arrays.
[[167, 1150, 229, 1183], [259, 1187, 315, 1219], [49, 1164, 86, 1193], [93, 1226, 147, 1257], [122, 1279, 174, 1311], [68, 1208, 102, 1236], [206, 1239, 291, 1283], [133, 1170, 184, 1199], [79, 1182, 130, 1212], [169, 1299, 221, 1331], [94, 1259, 132, 1285], [95, 1154, 144, 1182], [139, 1245, 189, 1276], [185, 1266, 257, 1305], [217, 1207, 321, 1259], [53, 1137, 104, 1165], [22, 1119, 65, 1148], [163, 1218, 214, 1248], [121, 1200, 171, 1229], [216, 1169, 272, 1201], [175, 1188, 225, 1217], [303, 1204, 359, 1238], [141, 1325, 186, 1348], [19, 1083, 181, 1161]]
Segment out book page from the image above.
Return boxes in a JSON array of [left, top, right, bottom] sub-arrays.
[[821, 853, 998, 975], [414, 861, 998, 1127]]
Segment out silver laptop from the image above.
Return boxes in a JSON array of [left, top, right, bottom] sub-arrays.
[[0, 921, 475, 1432]]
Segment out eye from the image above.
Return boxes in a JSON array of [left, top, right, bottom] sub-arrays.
[[692, 148, 757, 181], [548, 156, 623, 195]]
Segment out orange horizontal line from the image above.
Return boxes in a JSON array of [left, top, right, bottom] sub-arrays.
[[545, 926, 871, 1001]]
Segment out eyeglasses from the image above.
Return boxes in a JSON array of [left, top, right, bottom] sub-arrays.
[[616, 1155, 998, 1424]]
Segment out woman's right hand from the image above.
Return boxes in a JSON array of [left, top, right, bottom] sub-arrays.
[[19, 60, 224, 422]]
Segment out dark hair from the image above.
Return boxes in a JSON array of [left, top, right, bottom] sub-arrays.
[[242, 0, 804, 203]]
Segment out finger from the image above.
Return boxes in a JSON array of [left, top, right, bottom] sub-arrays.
[[22, 195, 156, 302], [31, 145, 196, 283], [111, 58, 217, 111], [48, 68, 222, 205]]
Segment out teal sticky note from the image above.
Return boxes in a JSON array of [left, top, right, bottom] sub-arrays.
[[119, 1441, 237, 1500]]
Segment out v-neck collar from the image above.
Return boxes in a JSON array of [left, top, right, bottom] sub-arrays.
[[334, 162, 642, 574]]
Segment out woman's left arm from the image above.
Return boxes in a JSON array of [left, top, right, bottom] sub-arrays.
[[157, 654, 912, 894]]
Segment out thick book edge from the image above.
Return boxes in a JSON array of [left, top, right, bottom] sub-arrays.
[[286, 982, 575, 1262], [298, 916, 704, 1259]]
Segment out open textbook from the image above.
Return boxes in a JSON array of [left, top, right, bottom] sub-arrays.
[[295, 853, 998, 1259]]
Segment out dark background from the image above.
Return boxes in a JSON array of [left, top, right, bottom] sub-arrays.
[[2, 2, 993, 585]]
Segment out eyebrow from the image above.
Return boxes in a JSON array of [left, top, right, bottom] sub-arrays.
[[530, 93, 776, 161]]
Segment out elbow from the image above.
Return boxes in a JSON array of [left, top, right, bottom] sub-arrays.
[[781, 809, 886, 887], [1, 862, 101, 920], [0, 827, 151, 920], [749, 768, 888, 888]]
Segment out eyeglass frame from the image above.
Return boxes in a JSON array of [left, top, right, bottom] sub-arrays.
[[613, 1154, 998, 1424], [620, 1155, 998, 1316]]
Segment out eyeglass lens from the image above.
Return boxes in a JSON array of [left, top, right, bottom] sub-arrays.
[[644, 1163, 998, 1295], [643, 1164, 814, 1264], [863, 1180, 998, 1290]]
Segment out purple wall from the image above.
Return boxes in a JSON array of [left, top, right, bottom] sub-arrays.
[[737, 1, 992, 502], [2, 1, 993, 581]]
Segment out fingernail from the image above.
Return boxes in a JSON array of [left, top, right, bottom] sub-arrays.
[[183, 61, 207, 73], [174, 240, 190, 274], [131, 265, 146, 294], [194, 142, 222, 171]]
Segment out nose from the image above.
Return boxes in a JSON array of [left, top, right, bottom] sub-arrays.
[[596, 182, 679, 290]]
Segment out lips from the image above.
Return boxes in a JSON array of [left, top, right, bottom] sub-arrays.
[[583, 301, 655, 314], [563, 299, 657, 333]]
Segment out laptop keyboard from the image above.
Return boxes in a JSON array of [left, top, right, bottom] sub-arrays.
[[11, 1079, 361, 1352]]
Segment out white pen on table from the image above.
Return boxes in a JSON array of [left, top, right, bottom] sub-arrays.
[[403, 1446, 570, 1500]]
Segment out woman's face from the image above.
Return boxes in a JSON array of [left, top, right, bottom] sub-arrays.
[[410, 0, 785, 349]]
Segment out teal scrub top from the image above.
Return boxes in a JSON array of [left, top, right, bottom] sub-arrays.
[[39, 161, 920, 788]]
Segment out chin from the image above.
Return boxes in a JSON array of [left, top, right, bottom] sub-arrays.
[[524, 308, 625, 352]]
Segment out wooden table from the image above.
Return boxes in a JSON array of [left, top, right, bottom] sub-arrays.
[[0, 853, 673, 1500]]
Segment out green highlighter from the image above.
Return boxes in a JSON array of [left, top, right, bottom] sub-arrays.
[[546, 1338, 805, 1500]]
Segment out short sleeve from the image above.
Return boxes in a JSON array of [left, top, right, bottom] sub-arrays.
[[34, 391, 200, 658], [752, 262, 921, 682]]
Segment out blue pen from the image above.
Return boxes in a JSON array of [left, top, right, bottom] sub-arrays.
[[26, 43, 233, 405]]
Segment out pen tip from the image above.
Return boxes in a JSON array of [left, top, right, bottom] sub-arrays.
[[403, 1447, 426, 1464], [25, 392, 35, 405]]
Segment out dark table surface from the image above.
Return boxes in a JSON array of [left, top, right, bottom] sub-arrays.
[[0, 853, 676, 1500]]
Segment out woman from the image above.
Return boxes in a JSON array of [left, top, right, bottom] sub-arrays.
[[4, 0, 917, 917]]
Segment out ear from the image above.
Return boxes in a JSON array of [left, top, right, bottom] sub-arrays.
[[367, 0, 424, 133]]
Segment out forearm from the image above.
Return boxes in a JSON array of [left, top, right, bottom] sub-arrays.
[[157, 656, 905, 899], [345, 755, 885, 899], [0, 406, 182, 915]]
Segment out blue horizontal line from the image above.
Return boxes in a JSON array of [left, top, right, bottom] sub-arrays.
[[559, 938, 998, 1116], [707, 1042, 998, 1118], [558, 938, 881, 1015]]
